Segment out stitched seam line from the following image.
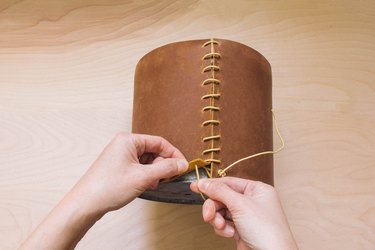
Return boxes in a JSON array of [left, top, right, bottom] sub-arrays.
[[201, 38, 222, 177]]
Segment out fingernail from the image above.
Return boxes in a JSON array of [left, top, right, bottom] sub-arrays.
[[177, 159, 188, 173], [198, 179, 209, 192], [224, 225, 235, 237]]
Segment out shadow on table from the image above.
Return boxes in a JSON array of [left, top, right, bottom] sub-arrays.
[[146, 201, 235, 250]]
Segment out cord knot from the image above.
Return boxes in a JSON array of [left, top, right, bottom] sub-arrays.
[[217, 169, 226, 177]]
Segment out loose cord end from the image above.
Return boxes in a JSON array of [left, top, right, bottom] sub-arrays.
[[217, 110, 285, 177], [195, 164, 207, 201]]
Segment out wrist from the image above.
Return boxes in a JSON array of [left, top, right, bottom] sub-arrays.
[[20, 183, 106, 250], [262, 230, 297, 250], [68, 176, 109, 220]]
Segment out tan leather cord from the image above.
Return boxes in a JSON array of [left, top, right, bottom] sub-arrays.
[[133, 38, 275, 203], [195, 164, 206, 201], [197, 39, 284, 200], [201, 38, 222, 179], [217, 110, 285, 177]]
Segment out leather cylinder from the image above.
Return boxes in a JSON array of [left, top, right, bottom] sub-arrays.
[[132, 38, 273, 204]]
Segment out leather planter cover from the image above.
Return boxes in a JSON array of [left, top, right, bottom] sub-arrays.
[[132, 38, 273, 204]]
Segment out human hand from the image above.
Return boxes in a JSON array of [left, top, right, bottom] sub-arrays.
[[75, 132, 188, 214], [20, 133, 188, 250], [190, 177, 297, 250]]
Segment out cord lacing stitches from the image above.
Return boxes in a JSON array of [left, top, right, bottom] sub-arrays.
[[201, 38, 222, 178]]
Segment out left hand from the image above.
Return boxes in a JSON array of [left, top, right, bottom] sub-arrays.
[[74, 132, 188, 214], [20, 133, 188, 250]]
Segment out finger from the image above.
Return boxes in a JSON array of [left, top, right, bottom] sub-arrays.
[[132, 134, 186, 160], [196, 179, 244, 208], [211, 177, 261, 195], [144, 158, 188, 181], [208, 212, 226, 230], [213, 223, 235, 238], [152, 156, 165, 164], [139, 154, 165, 165], [202, 198, 226, 222], [191, 178, 249, 196], [202, 199, 217, 222], [190, 181, 199, 193], [215, 208, 233, 222]]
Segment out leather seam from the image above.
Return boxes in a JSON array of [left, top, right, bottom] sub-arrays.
[[201, 38, 222, 177]]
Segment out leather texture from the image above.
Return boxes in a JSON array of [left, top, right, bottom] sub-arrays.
[[132, 38, 273, 204]]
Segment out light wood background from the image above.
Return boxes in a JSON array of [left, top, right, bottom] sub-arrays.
[[1, 0, 374, 249]]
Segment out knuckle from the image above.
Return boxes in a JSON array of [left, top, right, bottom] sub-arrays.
[[148, 135, 165, 151], [158, 136, 170, 150], [151, 135, 164, 145]]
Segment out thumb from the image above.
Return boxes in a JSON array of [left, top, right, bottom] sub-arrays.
[[197, 179, 243, 209], [147, 158, 188, 181]]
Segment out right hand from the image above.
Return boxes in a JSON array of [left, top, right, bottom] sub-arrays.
[[190, 177, 298, 250]]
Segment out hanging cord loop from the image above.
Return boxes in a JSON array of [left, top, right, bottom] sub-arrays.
[[217, 110, 285, 177]]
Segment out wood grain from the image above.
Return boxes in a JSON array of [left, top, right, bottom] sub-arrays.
[[1, 0, 374, 249]]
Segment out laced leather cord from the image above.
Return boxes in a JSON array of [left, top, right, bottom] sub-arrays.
[[217, 110, 285, 177], [196, 39, 285, 201], [195, 164, 206, 201], [200, 38, 222, 179]]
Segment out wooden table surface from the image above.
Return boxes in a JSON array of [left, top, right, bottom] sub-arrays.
[[1, 1, 374, 249]]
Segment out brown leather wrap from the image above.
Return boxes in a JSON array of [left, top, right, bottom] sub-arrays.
[[132, 38, 273, 203]]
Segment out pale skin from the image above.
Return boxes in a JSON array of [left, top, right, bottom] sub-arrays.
[[20, 133, 297, 250], [190, 179, 298, 250]]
